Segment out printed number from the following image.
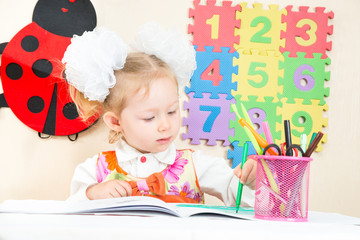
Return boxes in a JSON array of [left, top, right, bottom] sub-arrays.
[[206, 14, 220, 39], [291, 111, 313, 137], [200, 60, 223, 86], [293, 64, 315, 91], [250, 16, 272, 43], [248, 62, 268, 88], [295, 19, 317, 46], [199, 105, 221, 132], [247, 108, 266, 134]]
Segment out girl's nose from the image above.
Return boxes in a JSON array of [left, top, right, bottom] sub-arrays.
[[158, 115, 170, 132]]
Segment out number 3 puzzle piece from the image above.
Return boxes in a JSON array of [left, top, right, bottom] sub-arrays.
[[281, 6, 334, 58]]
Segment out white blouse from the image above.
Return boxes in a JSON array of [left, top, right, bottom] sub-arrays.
[[68, 139, 255, 207]]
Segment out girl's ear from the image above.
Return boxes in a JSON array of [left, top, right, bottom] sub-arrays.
[[103, 111, 122, 133]]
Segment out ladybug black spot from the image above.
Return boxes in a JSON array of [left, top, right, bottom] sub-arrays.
[[27, 96, 45, 113], [21, 35, 39, 52], [63, 102, 79, 120], [6, 63, 23, 80], [32, 59, 53, 78]]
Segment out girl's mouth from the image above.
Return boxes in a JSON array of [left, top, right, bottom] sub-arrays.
[[157, 137, 171, 144]]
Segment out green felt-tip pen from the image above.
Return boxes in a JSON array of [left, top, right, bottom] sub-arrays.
[[236, 142, 249, 213]]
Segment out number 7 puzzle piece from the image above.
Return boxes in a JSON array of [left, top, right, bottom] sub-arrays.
[[182, 92, 235, 146]]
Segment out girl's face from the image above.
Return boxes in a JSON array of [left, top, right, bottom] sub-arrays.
[[118, 77, 180, 153]]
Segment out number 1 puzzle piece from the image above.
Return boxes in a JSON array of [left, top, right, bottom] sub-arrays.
[[188, 0, 240, 53]]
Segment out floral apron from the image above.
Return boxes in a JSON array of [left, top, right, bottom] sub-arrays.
[[95, 149, 204, 203]]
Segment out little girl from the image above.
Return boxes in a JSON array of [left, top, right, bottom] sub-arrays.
[[64, 23, 256, 206]]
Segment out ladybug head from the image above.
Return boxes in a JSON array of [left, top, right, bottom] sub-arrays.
[[33, 0, 97, 37]]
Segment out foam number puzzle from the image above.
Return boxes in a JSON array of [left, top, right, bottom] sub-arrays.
[[183, 1, 334, 167]]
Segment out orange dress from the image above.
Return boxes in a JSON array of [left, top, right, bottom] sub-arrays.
[[96, 149, 204, 203]]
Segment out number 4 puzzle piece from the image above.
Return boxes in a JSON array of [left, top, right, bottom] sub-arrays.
[[186, 46, 238, 100]]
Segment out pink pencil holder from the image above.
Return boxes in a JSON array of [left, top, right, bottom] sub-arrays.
[[254, 155, 313, 222]]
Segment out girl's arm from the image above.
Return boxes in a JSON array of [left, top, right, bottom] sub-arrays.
[[67, 155, 99, 201], [68, 155, 132, 201], [192, 151, 255, 207]]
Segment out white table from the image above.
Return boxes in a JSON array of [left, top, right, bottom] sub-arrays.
[[0, 211, 359, 240]]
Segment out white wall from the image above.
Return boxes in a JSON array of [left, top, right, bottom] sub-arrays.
[[0, 0, 359, 218]]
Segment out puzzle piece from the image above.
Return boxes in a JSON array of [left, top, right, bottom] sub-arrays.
[[235, 3, 286, 54], [229, 95, 282, 147], [182, 92, 235, 146], [281, 6, 334, 59], [276, 98, 328, 151], [279, 52, 331, 105], [227, 141, 257, 169], [188, 0, 240, 53], [232, 49, 284, 102], [186, 46, 238, 100]]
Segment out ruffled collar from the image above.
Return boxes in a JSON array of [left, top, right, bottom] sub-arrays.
[[114, 138, 176, 165]]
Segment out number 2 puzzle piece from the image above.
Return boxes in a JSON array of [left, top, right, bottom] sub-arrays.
[[182, 92, 235, 146], [227, 140, 257, 169], [186, 46, 238, 100], [281, 6, 334, 59], [188, 0, 240, 53], [279, 52, 331, 105], [235, 3, 286, 54], [276, 98, 328, 151]]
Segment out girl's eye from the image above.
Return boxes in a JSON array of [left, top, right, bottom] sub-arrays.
[[144, 117, 154, 121], [168, 110, 177, 115]]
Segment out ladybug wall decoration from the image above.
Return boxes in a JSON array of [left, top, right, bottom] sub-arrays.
[[0, 0, 98, 139]]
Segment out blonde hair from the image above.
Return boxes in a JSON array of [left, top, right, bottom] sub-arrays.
[[68, 52, 177, 143]]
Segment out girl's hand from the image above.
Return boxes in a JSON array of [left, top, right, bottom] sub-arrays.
[[233, 155, 257, 189], [86, 180, 133, 200]]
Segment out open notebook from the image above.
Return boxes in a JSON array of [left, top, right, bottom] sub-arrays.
[[0, 196, 254, 219]]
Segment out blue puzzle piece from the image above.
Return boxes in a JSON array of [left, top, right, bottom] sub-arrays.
[[186, 46, 238, 100], [227, 140, 257, 169]]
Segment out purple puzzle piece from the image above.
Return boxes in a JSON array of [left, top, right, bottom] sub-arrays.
[[182, 92, 235, 146]]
